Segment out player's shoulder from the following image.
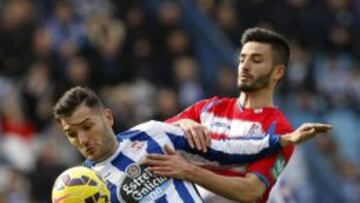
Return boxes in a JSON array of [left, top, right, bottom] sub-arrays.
[[208, 96, 237, 102], [269, 109, 293, 133], [130, 120, 183, 136], [197, 96, 236, 104], [200, 96, 237, 109]]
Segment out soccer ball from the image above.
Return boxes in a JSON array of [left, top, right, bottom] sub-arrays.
[[52, 166, 110, 203]]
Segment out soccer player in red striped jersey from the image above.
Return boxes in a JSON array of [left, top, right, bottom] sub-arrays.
[[146, 27, 329, 202]]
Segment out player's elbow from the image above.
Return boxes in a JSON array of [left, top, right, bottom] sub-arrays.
[[232, 174, 266, 202], [238, 186, 264, 202], [229, 186, 263, 202]]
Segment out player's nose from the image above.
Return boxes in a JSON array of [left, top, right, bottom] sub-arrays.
[[238, 60, 251, 72], [78, 131, 90, 146]]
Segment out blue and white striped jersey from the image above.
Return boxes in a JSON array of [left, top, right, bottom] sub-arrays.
[[83, 120, 281, 203]]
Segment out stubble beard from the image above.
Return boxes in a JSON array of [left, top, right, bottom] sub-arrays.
[[95, 120, 117, 161], [238, 67, 275, 92]]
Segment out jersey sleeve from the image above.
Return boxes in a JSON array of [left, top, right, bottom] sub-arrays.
[[165, 97, 219, 123], [139, 121, 285, 166], [164, 124, 284, 165], [246, 118, 294, 189]]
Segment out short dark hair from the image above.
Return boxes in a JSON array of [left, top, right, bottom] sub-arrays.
[[241, 27, 290, 67], [53, 86, 103, 120]]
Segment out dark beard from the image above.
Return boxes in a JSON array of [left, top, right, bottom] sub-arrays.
[[238, 67, 274, 92]]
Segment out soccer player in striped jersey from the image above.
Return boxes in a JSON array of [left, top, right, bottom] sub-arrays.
[[53, 87, 330, 203]]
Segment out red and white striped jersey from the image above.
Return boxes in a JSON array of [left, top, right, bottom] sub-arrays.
[[166, 96, 294, 203]]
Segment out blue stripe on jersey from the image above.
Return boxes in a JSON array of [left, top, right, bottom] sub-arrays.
[[128, 131, 164, 154], [111, 152, 135, 171], [174, 180, 196, 203], [117, 130, 142, 140], [229, 135, 271, 140], [166, 132, 281, 165], [155, 195, 168, 203], [107, 181, 120, 203]]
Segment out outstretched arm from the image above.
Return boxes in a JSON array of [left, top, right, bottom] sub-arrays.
[[167, 122, 331, 165]]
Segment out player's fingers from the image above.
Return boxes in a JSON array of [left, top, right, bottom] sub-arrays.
[[300, 128, 316, 142], [313, 125, 332, 132], [204, 128, 211, 147], [184, 129, 195, 149], [164, 144, 176, 155], [143, 159, 167, 167], [304, 123, 331, 131], [148, 166, 173, 174], [299, 123, 312, 131], [146, 154, 169, 160], [197, 129, 208, 153], [152, 170, 176, 177], [190, 128, 202, 151], [185, 129, 195, 149]]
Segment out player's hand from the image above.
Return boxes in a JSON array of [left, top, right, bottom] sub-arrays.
[[281, 123, 332, 146], [172, 119, 211, 152], [143, 144, 193, 180]]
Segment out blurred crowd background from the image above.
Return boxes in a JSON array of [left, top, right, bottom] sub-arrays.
[[0, 0, 359, 202]]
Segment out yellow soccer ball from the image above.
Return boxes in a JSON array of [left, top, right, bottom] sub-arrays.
[[52, 166, 110, 203]]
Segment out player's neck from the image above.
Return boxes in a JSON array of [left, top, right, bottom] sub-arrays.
[[238, 87, 274, 109], [97, 139, 119, 162]]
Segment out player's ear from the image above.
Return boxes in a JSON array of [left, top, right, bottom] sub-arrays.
[[103, 108, 114, 127], [274, 65, 285, 80]]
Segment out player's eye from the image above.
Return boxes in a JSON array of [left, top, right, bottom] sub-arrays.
[[253, 56, 263, 63], [67, 131, 77, 138], [83, 124, 93, 131]]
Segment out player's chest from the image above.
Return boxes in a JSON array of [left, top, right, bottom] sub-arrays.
[[92, 142, 173, 203]]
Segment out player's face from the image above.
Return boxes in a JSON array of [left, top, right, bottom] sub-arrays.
[[59, 104, 116, 161], [237, 42, 277, 92]]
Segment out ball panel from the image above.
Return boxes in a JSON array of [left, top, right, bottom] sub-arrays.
[[52, 166, 110, 203]]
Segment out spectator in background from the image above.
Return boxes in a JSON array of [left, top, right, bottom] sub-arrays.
[[215, 3, 241, 45], [65, 55, 91, 87], [0, 0, 35, 78], [211, 66, 238, 97], [20, 61, 53, 131], [45, 0, 86, 59], [30, 26, 63, 78], [0, 93, 36, 172], [153, 88, 180, 121], [70, 0, 114, 20], [85, 12, 128, 85], [173, 56, 205, 108]]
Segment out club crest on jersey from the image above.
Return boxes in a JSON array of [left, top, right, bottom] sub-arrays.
[[119, 164, 171, 202], [126, 164, 141, 178]]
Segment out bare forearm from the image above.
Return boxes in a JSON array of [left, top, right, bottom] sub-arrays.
[[183, 164, 265, 202]]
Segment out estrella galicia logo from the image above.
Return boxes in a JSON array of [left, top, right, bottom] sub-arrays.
[[119, 163, 171, 202]]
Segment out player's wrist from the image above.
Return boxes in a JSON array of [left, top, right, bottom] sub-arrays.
[[183, 163, 198, 181], [280, 133, 292, 147]]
